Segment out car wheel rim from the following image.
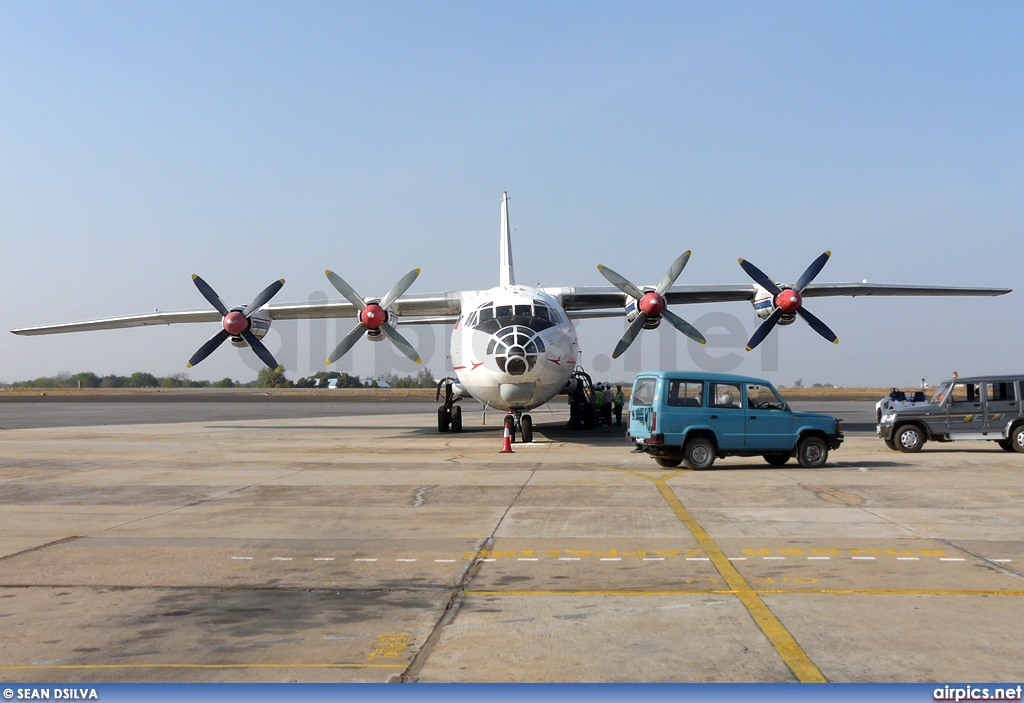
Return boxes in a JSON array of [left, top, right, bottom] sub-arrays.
[[691, 446, 709, 465], [900, 431, 919, 449], [1017, 429, 1024, 447], [804, 445, 821, 462]]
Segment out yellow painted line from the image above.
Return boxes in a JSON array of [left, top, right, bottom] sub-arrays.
[[465, 589, 1024, 597], [0, 663, 404, 670], [618, 468, 826, 684]]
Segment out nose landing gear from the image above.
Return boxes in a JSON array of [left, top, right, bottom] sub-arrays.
[[436, 378, 463, 433], [503, 410, 534, 444]]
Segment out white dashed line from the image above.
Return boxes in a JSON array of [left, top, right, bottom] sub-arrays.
[[231, 556, 253, 560], [354, 558, 377, 562], [396, 559, 417, 562], [727, 557, 746, 561], [897, 557, 920, 561], [852, 556, 876, 560], [807, 557, 831, 560], [940, 558, 966, 562], [643, 557, 665, 561], [434, 559, 456, 563], [518, 558, 539, 562], [763, 557, 785, 560], [558, 557, 581, 561], [686, 557, 710, 561], [271, 557, 293, 561], [481, 558, 496, 562], [994, 559, 1013, 563], [600, 558, 622, 562], [313, 558, 335, 561]]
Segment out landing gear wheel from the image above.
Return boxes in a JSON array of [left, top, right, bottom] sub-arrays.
[[682, 438, 716, 470], [1012, 425, 1024, 453], [521, 414, 534, 444], [884, 438, 898, 451], [451, 405, 463, 433], [655, 455, 683, 468], [763, 453, 790, 466], [895, 425, 925, 453], [437, 406, 451, 433], [503, 415, 516, 444], [797, 436, 828, 468]]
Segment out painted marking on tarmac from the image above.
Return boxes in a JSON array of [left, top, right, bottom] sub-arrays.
[[852, 557, 875, 560], [616, 467, 827, 684], [940, 558, 966, 562], [354, 558, 377, 562], [558, 557, 580, 561], [465, 588, 1024, 597], [231, 556, 253, 560], [897, 557, 920, 561], [0, 663, 404, 670], [314, 558, 335, 561], [271, 557, 293, 561], [995, 559, 1013, 563], [395, 559, 417, 562], [600, 558, 622, 561], [643, 557, 665, 561], [807, 557, 830, 560], [434, 559, 456, 563]]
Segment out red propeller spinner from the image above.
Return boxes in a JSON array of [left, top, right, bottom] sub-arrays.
[[187, 275, 286, 371]]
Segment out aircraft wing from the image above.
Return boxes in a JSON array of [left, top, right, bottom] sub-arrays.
[[549, 282, 1010, 315], [10, 292, 463, 336]]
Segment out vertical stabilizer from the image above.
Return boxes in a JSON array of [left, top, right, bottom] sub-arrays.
[[499, 191, 515, 287]]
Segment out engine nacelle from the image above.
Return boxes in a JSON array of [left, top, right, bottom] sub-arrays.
[[230, 309, 272, 348], [750, 285, 796, 325], [625, 295, 662, 329]]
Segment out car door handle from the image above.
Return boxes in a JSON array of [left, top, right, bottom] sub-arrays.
[[749, 416, 757, 421], [710, 415, 718, 419]]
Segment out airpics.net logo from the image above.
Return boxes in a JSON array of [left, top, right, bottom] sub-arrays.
[[934, 685, 1023, 701], [233, 293, 780, 378]]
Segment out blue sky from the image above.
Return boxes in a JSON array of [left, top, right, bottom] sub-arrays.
[[1, 2, 1021, 386]]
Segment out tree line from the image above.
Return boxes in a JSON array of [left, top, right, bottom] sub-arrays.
[[3, 368, 439, 390]]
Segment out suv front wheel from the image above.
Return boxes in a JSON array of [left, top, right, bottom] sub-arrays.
[[682, 438, 716, 470], [895, 424, 925, 453], [796, 436, 829, 468]]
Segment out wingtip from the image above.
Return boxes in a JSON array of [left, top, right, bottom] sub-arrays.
[[273, 366, 283, 373], [278, 278, 285, 285], [414, 267, 421, 274], [325, 358, 333, 366], [745, 346, 753, 352], [191, 274, 199, 280], [597, 264, 605, 271], [833, 338, 839, 345], [698, 338, 707, 345], [186, 362, 193, 368], [737, 258, 745, 264], [825, 250, 831, 257], [414, 358, 422, 365], [325, 269, 333, 276]]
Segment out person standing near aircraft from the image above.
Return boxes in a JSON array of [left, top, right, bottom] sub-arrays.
[[592, 383, 604, 426], [613, 384, 625, 426], [602, 383, 613, 430]]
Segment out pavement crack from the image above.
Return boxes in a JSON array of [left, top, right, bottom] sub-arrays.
[[395, 468, 538, 683], [0, 535, 82, 562]]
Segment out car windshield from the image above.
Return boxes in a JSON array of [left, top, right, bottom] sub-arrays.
[[930, 382, 952, 405], [632, 378, 657, 407]]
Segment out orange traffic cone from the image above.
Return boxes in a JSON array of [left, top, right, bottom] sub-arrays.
[[500, 423, 514, 453]]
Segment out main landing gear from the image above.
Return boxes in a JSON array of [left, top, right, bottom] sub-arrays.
[[436, 378, 463, 433], [503, 410, 534, 444]]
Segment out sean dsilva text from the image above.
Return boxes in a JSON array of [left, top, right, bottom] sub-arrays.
[[9, 689, 98, 699]]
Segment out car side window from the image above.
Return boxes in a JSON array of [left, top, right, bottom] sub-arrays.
[[710, 382, 742, 409], [986, 382, 1014, 402], [667, 380, 703, 407], [949, 383, 980, 408], [746, 383, 785, 410]]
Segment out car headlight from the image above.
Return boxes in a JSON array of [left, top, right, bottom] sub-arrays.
[[881, 413, 895, 423]]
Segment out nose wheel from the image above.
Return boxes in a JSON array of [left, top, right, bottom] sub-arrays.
[[504, 411, 534, 444]]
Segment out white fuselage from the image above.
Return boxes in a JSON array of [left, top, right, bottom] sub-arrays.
[[450, 285, 578, 413]]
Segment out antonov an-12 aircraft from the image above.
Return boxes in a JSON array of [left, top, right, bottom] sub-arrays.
[[12, 193, 1011, 442]]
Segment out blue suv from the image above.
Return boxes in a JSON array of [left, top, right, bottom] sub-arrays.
[[627, 371, 843, 470]]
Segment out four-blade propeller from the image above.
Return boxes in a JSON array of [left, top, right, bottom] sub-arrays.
[[187, 275, 285, 371], [738, 251, 839, 351], [597, 251, 707, 358], [325, 268, 423, 365]]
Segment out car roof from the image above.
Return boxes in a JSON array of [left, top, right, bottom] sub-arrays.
[[632, 370, 772, 386], [941, 374, 1024, 384]]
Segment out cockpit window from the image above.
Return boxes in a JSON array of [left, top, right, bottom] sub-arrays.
[[468, 301, 557, 334]]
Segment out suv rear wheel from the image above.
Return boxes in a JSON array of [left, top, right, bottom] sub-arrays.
[[796, 436, 828, 468], [895, 424, 925, 453], [682, 438, 716, 470], [1012, 424, 1024, 454], [655, 455, 683, 468]]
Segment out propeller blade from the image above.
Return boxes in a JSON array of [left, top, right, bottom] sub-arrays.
[[240, 329, 283, 372], [327, 322, 368, 365], [597, 265, 645, 301], [187, 329, 230, 368], [746, 307, 785, 351], [738, 259, 783, 297], [379, 268, 421, 310], [325, 270, 367, 309], [793, 251, 831, 293], [612, 313, 649, 359], [191, 275, 229, 316], [380, 322, 422, 364], [243, 279, 285, 317], [655, 251, 691, 297], [662, 308, 706, 344], [797, 306, 839, 344]]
